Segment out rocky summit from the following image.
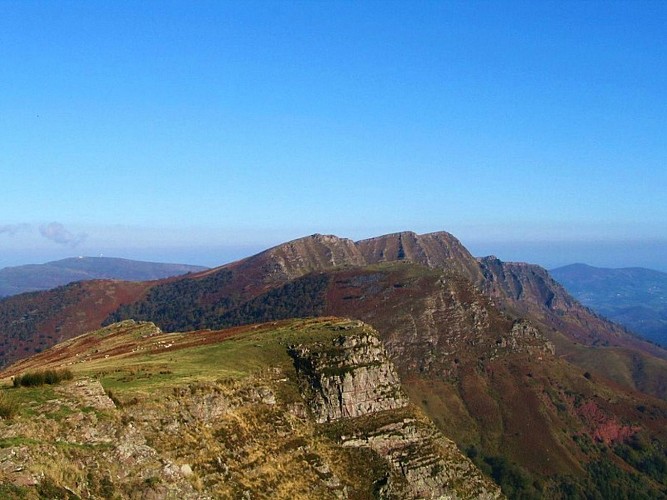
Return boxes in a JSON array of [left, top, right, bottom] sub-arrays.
[[289, 332, 410, 423]]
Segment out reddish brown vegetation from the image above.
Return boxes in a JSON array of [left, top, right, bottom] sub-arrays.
[[1, 231, 667, 495], [576, 401, 640, 445]]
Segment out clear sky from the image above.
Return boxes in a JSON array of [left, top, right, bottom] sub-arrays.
[[1, 1, 666, 271]]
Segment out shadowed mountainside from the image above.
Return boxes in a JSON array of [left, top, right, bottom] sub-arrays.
[[0, 256, 207, 297], [0, 280, 150, 363]]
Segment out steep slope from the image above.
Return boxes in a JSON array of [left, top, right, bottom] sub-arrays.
[[104, 261, 667, 496], [0, 318, 501, 499], [249, 232, 366, 282], [230, 263, 667, 495], [1, 231, 667, 497], [0, 257, 207, 297], [0, 280, 150, 367], [481, 258, 631, 346], [551, 263, 667, 347], [475, 257, 665, 359], [479, 257, 667, 398]]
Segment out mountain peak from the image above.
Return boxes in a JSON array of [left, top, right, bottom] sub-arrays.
[[356, 230, 483, 280], [249, 232, 365, 281]]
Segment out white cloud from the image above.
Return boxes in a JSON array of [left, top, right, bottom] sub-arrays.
[[39, 222, 87, 247]]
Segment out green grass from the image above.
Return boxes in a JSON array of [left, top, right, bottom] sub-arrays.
[[92, 334, 282, 394], [3, 384, 59, 418], [0, 483, 30, 499], [0, 385, 78, 424], [0, 318, 368, 429], [66, 318, 368, 398], [0, 436, 41, 448], [13, 368, 73, 388]]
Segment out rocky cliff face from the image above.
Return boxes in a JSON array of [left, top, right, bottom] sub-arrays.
[[289, 329, 409, 423], [478, 256, 667, 356], [358, 230, 485, 283], [259, 233, 365, 282], [339, 417, 501, 500], [0, 377, 202, 498], [235, 230, 482, 287], [289, 329, 502, 499], [323, 266, 556, 378]]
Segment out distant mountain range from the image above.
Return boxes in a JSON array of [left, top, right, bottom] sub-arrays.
[[0, 257, 208, 297], [551, 263, 667, 347], [2, 231, 666, 497]]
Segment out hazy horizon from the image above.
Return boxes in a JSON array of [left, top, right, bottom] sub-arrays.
[[2, 226, 666, 274]]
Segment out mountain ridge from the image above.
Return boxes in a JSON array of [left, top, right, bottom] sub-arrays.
[[551, 263, 667, 347], [3, 231, 665, 372], [0, 256, 207, 297], [1, 230, 666, 496]]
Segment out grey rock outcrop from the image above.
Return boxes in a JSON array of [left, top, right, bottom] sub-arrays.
[[342, 418, 502, 499], [289, 331, 409, 423], [290, 329, 503, 499], [491, 319, 556, 359]]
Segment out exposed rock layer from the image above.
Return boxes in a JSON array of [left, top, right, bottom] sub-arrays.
[[289, 330, 409, 423], [290, 331, 502, 499]]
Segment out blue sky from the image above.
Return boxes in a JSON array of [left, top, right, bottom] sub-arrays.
[[1, 1, 666, 270]]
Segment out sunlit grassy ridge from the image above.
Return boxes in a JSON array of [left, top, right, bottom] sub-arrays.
[[0, 317, 506, 499], [2, 317, 370, 398], [0, 317, 413, 498], [1, 318, 355, 441]]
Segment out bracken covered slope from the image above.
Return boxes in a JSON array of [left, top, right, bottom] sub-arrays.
[[0, 280, 149, 365]]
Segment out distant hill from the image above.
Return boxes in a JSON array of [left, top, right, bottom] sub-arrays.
[[2, 232, 667, 497], [0, 257, 208, 297], [551, 263, 667, 347]]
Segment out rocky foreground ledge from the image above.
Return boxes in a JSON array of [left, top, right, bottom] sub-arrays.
[[0, 318, 501, 499], [290, 329, 502, 499]]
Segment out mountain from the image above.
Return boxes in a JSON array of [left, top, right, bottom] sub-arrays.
[[0, 257, 207, 297], [551, 263, 667, 347], [1, 231, 666, 497], [0, 318, 501, 498]]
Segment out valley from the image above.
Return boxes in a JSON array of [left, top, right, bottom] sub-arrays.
[[552, 263, 667, 347]]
